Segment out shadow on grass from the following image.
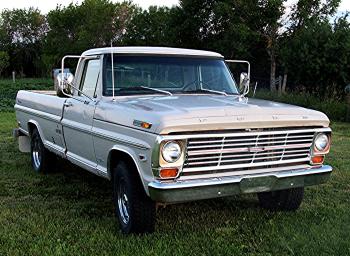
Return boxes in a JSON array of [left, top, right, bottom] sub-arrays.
[[39, 158, 272, 233]]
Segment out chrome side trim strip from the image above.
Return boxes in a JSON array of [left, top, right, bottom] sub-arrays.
[[44, 141, 66, 155], [93, 128, 150, 150], [149, 165, 332, 190], [61, 120, 150, 150], [15, 104, 61, 123]]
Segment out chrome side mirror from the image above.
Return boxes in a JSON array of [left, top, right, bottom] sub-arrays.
[[239, 72, 249, 94], [56, 73, 74, 97]]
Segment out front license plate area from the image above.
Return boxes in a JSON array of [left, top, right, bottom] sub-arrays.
[[240, 175, 277, 193]]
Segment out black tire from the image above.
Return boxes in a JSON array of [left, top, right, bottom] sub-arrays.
[[112, 161, 156, 234], [30, 128, 55, 173], [257, 187, 304, 211]]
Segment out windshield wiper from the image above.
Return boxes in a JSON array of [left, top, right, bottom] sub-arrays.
[[117, 86, 172, 96], [186, 88, 228, 96]]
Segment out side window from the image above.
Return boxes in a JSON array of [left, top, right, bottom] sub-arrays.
[[80, 59, 100, 98]]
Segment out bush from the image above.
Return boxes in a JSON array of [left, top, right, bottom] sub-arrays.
[[0, 79, 347, 122], [0, 78, 52, 112], [254, 90, 347, 122]]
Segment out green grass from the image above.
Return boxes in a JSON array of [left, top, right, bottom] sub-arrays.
[[0, 78, 52, 112], [0, 112, 349, 255]]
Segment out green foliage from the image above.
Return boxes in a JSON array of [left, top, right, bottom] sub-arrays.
[[279, 17, 350, 96], [124, 6, 176, 46], [0, 8, 47, 77], [254, 89, 347, 121], [0, 51, 9, 76], [0, 78, 51, 112], [44, 0, 138, 69], [0, 111, 349, 255], [0, 0, 349, 97]]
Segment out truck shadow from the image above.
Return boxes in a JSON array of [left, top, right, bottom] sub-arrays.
[[43, 158, 269, 232]]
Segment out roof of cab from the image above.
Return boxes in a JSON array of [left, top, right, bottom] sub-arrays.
[[82, 46, 224, 58]]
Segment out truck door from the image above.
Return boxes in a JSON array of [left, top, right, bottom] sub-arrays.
[[61, 58, 100, 172]]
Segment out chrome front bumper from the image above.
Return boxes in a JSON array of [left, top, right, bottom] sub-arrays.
[[148, 165, 332, 203]]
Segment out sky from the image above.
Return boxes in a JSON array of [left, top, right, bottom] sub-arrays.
[[0, 0, 349, 14], [0, 0, 178, 13]]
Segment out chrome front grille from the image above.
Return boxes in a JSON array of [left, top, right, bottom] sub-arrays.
[[182, 129, 316, 177]]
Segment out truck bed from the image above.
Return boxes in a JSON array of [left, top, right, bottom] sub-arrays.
[[27, 90, 57, 96]]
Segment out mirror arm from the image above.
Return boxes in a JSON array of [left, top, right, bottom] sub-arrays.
[[66, 81, 96, 103], [60, 54, 99, 102], [226, 60, 250, 97], [225, 60, 250, 81]]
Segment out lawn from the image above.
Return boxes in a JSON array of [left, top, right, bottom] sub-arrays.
[[0, 78, 349, 255], [0, 112, 349, 255]]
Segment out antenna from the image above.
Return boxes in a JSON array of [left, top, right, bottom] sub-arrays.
[[253, 82, 258, 97], [111, 40, 115, 100]]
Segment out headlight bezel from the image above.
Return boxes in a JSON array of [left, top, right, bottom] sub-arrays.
[[161, 140, 182, 163], [313, 133, 331, 154], [151, 139, 186, 179]]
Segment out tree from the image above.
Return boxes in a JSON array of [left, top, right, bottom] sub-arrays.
[[0, 8, 47, 77], [278, 0, 342, 94], [258, 0, 285, 92], [124, 6, 175, 46], [0, 51, 9, 77], [44, 0, 137, 72]]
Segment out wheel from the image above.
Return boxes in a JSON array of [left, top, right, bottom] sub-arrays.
[[30, 128, 55, 173], [113, 161, 156, 234], [257, 187, 304, 211]]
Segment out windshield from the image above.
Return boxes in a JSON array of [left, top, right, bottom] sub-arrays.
[[103, 55, 239, 96]]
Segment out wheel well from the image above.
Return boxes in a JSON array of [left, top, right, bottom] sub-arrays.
[[108, 149, 140, 180], [27, 122, 37, 136]]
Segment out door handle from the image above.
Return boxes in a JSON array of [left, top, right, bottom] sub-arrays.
[[64, 102, 73, 107]]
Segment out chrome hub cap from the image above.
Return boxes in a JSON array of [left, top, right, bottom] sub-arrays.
[[117, 180, 130, 224], [32, 137, 42, 169]]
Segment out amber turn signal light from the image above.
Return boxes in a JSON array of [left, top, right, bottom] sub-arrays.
[[159, 168, 178, 179], [311, 155, 324, 165]]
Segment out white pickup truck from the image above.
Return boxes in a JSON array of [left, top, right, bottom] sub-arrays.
[[14, 47, 332, 234]]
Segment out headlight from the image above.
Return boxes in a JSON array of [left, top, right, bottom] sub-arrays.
[[161, 141, 182, 163], [314, 133, 329, 152]]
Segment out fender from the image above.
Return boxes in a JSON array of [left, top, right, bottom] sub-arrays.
[[107, 145, 152, 195], [27, 119, 66, 158]]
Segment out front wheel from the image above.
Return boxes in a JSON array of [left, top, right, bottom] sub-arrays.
[[113, 161, 156, 234], [257, 187, 304, 211]]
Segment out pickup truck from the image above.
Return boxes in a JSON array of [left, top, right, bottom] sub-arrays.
[[14, 47, 332, 234]]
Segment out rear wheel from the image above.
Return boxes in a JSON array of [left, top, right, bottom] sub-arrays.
[[257, 187, 304, 211], [30, 128, 55, 173], [113, 161, 156, 234]]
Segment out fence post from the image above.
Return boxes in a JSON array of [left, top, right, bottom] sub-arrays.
[[12, 71, 15, 83]]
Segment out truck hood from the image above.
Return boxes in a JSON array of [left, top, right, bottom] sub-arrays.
[[95, 95, 330, 134]]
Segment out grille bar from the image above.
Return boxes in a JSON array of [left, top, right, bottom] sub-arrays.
[[182, 158, 311, 173], [186, 153, 309, 166], [182, 128, 317, 176], [187, 143, 312, 156], [187, 149, 310, 162], [188, 134, 314, 145], [187, 139, 313, 150]]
